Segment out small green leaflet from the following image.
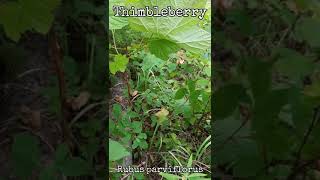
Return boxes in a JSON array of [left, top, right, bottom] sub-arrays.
[[187, 173, 208, 178], [109, 54, 129, 74], [109, 139, 130, 161], [295, 17, 320, 47], [175, 88, 188, 99], [159, 172, 181, 180], [0, 0, 60, 42], [274, 48, 314, 80]]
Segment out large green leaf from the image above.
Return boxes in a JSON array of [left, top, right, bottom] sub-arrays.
[[0, 0, 60, 41], [149, 39, 179, 60], [109, 139, 130, 161], [295, 17, 320, 47], [247, 57, 272, 99], [232, 140, 264, 177], [59, 157, 91, 176], [11, 133, 40, 178], [128, 0, 210, 54], [109, 0, 128, 30], [252, 88, 289, 149], [39, 165, 57, 180], [274, 48, 314, 80], [213, 84, 246, 119]]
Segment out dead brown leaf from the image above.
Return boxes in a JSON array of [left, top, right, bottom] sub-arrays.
[[71, 91, 91, 111], [286, 1, 299, 14], [131, 90, 138, 97], [20, 105, 41, 130], [115, 95, 123, 103], [176, 50, 187, 65]]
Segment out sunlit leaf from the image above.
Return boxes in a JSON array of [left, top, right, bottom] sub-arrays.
[[128, 0, 210, 53], [109, 54, 129, 74]]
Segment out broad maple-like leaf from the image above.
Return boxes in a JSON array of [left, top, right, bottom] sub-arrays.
[[109, 0, 128, 30], [0, 0, 60, 42], [128, 0, 211, 55]]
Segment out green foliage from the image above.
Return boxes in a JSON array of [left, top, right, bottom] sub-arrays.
[[58, 157, 91, 176], [11, 137, 92, 179], [214, 0, 320, 179], [108, 0, 211, 179], [127, 0, 210, 55], [0, 0, 60, 41], [4, 1, 108, 179], [295, 17, 320, 47], [11, 133, 40, 179], [159, 154, 210, 179], [274, 48, 314, 80], [109, 1, 211, 178], [149, 39, 180, 60], [109, 0, 128, 30], [109, 54, 129, 74], [109, 139, 130, 161]]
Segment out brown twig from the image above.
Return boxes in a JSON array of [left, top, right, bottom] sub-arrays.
[[48, 28, 72, 147], [69, 101, 108, 127]]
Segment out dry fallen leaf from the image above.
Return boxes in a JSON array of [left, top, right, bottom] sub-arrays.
[[20, 105, 41, 130], [286, 1, 299, 14], [155, 108, 169, 125], [155, 108, 169, 117], [176, 50, 187, 65], [72, 91, 90, 110], [115, 95, 123, 103], [131, 90, 138, 97]]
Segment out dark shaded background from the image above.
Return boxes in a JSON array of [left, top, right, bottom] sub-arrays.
[[0, 0, 108, 179], [0, 0, 319, 179], [213, 0, 320, 180]]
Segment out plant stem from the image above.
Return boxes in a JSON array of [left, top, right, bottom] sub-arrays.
[[88, 34, 96, 83], [112, 29, 119, 54], [149, 123, 160, 150]]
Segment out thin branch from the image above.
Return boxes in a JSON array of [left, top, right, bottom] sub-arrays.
[[286, 107, 320, 180], [111, 29, 119, 54], [296, 107, 320, 164], [17, 68, 45, 79], [214, 118, 249, 152], [276, 13, 301, 47], [69, 101, 108, 127], [49, 28, 71, 143]]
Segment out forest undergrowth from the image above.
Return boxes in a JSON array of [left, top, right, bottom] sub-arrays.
[[108, 0, 212, 179]]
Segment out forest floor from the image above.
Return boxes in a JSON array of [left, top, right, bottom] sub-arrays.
[[0, 33, 60, 179]]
